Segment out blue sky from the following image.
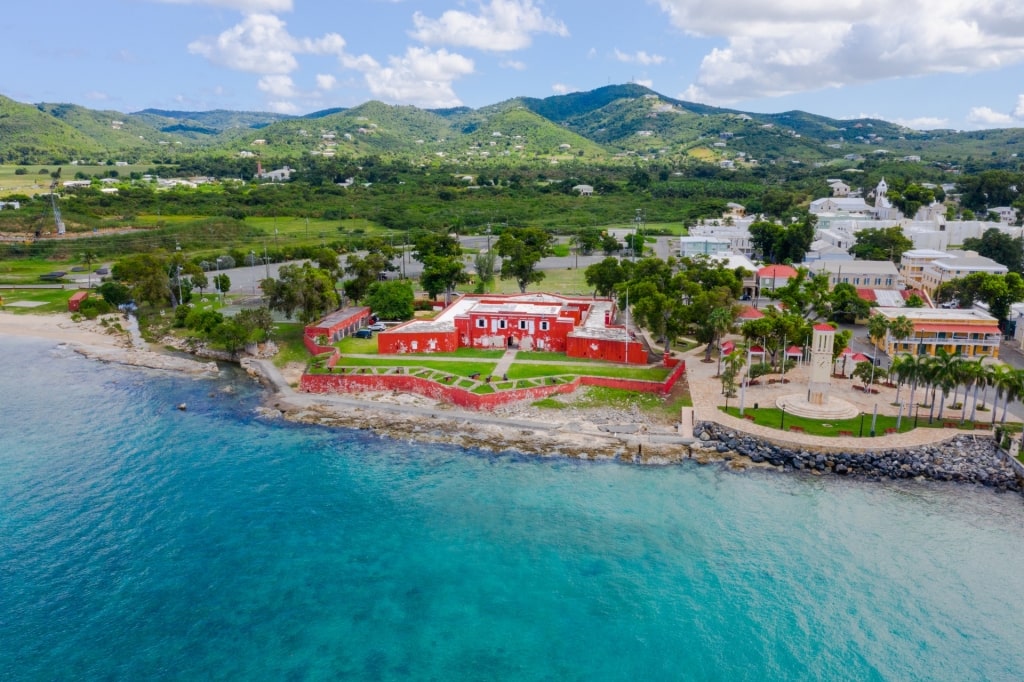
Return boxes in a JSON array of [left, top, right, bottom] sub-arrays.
[[3, 0, 1024, 131]]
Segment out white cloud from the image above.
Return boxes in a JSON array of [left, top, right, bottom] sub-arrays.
[[343, 47, 474, 107], [657, 0, 1024, 104], [188, 13, 344, 75], [257, 74, 296, 97], [84, 90, 109, 101], [500, 59, 526, 70], [410, 0, 568, 52], [551, 83, 571, 94], [891, 116, 950, 130], [1014, 94, 1024, 118], [966, 106, 1017, 126], [153, 0, 294, 12], [614, 49, 665, 65], [316, 74, 337, 90], [267, 100, 300, 114], [634, 79, 654, 89]]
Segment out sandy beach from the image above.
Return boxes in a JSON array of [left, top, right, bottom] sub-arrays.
[[0, 311, 687, 460], [0, 311, 219, 375]]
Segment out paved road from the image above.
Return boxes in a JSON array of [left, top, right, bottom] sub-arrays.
[[213, 234, 678, 297]]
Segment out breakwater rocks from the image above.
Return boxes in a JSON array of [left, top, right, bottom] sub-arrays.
[[696, 422, 1022, 493]]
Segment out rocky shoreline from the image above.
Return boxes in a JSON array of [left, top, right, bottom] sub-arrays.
[[239, 359, 1024, 495], [695, 422, 1023, 493]]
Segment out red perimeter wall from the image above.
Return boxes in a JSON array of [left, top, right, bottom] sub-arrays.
[[299, 359, 686, 411]]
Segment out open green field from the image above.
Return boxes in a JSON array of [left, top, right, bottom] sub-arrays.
[[0, 288, 76, 314], [721, 406, 1006, 437], [490, 267, 590, 295], [0, 165, 154, 197]]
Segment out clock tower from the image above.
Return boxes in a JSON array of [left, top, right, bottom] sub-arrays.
[[808, 324, 835, 405]]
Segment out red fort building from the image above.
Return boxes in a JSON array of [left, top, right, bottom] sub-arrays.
[[377, 293, 648, 364]]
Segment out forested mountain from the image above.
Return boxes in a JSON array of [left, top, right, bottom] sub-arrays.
[[0, 84, 1021, 167]]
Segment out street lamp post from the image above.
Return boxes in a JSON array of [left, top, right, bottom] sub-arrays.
[[250, 250, 257, 296]]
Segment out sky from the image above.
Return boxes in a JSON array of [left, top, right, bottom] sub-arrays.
[[3, 0, 1024, 131]]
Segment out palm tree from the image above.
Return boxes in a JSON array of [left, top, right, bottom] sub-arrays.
[[890, 354, 912, 406], [888, 315, 916, 354], [899, 353, 928, 414], [934, 351, 962, 421], [974, 363, 997, 419], [961, 359, 987, 424], [999, 368, 1024, 427], [705, 306, 736, 372], [989, 364, 1015, 426], [923, 350, 957, 423], [867, 313, 889, 351]]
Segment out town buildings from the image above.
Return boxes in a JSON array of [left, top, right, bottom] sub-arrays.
[[870, 307, 1002, 359]]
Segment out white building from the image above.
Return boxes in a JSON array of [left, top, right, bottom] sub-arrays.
[[807, 260, 900, 289], [679, 236, 731, 258], [919, 251, 1008, 294], [688, 219, 757, 256]]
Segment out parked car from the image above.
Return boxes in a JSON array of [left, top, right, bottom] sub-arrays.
[[368, 322, 387, 332], [353, 329, 373, 339]]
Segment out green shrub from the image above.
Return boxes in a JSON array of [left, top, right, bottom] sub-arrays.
[[78, 297, 112, 319]]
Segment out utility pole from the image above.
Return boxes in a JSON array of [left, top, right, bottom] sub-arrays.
[[250, 250, 257, 296]]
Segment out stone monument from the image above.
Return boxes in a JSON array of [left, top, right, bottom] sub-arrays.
[[808, 323, 835, 404], [776, 323, 859, 420]]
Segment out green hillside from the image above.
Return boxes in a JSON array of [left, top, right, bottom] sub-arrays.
[[1, 85, 1023, 166], [37, 102, 177, 158], [0, 95, 102, 163]]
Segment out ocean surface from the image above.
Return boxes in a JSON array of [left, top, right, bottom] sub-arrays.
[[2, 336, 1024, 681]]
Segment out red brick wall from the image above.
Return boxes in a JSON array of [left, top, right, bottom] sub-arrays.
[[299, 360, 686, 408], [565, 335, 648, 364], [303, 335, 336, 356], [377, 330, 460, 354]]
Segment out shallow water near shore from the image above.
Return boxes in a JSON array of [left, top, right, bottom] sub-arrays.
[[3, 336, 1024, 681]]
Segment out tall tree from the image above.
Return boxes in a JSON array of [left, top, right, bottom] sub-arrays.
[[962, 228, 1024, 273], [263, 262, 340, 325], [848, 226, 913, 262], [584, 257, 630, 297], [365, 279, 415, 320], [495, 226, 555, 293]]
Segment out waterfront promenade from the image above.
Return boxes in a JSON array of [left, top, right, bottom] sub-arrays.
[[682, 340, 993, 451]]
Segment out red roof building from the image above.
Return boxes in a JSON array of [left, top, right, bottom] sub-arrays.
[[756, 264, 798, 299], [737, 305, 764, 320], [376, 293, 649, 364]]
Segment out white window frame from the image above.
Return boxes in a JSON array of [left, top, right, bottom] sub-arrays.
[[498, 319, 507, 330], [540, 321, 550, 331], [476, 318, 486, 328], [518, 320, 528, 330]]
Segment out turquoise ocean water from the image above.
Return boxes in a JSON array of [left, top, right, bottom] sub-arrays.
[[2, 336, 1024, 681]]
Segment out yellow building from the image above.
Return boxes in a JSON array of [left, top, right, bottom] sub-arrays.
[[871, 307, 1002, 359]]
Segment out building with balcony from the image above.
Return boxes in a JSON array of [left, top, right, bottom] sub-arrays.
[[870, 307, 1002, 359], [918, 251, 1007, 294]]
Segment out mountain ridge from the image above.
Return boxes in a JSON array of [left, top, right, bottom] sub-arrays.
[[0, 85, 1018, 165]]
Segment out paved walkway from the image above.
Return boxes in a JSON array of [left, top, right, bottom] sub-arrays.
[[683, 339, 992, 452], [492, 348, 518, 378]]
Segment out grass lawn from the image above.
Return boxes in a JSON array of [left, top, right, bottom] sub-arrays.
[[0, 259, 92, 285], [325, 357, 497, 377], [505, 362, 669, 381], [271, 323, 308, 367], [533, 386, 683, 415], [721, 406, 1000, 437], [489, 268, 590, 295], [0, 165, 152, 197], [0, 288, 77, 314]]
